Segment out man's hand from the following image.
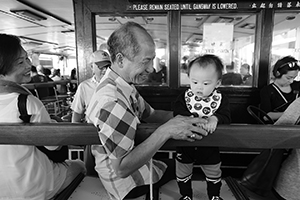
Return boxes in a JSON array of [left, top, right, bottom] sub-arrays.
[[155, 115, 208, 142]]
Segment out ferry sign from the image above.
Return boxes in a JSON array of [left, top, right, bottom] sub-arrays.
[[127, 2, 300, 11]]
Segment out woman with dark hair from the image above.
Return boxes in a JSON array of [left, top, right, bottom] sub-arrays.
[[259, 56, 300, 200], [260, 56, 300, 121], [0, 33, 85, 199]]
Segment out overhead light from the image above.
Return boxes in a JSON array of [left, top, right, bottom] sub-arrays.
[[10, 9, 47, 21], [195, 17, 203, 21], [108, 17, 116, 22], [146, 17, 154, 22], [239, 23, 255, 29]]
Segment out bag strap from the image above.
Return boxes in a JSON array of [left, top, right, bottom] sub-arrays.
[[17, 94, 68, 163], [272, 83, 288, 103], [17, 94, 32, 123]]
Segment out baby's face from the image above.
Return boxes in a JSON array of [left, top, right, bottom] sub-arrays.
[[189, 63, 221, 98]]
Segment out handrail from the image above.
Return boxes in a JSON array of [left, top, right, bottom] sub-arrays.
[[22, 80, 70, 89], [1, 123, 300, 149]]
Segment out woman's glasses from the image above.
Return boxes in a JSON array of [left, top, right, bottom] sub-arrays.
[[278, 60, 300, 70]]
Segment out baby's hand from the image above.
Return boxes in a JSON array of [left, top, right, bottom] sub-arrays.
[[190, 115, 208, 128], [202, 116, 218, 134]]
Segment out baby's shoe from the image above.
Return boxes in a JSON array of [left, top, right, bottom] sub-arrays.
[[179, 196, 192, 200], [211, 196, 223, 200]]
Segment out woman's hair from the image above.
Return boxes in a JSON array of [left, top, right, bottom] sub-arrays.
[[188, 54, 224, 79], [52, 69, 60, 77], [0, 34, 22, 75], [43, 68, 51, 76], [107, 21, 153, 62], [272, 56, 300, 78]]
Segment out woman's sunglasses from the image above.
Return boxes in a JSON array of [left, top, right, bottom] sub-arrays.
[[278, 60, 300, 70]]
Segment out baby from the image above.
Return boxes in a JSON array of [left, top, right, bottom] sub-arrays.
[[173, 54, 231, 200]]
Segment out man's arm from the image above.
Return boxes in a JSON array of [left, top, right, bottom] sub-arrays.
[[111, 115, 208, 178], [72, 111, 84, 123], [143, 110, 173, 124]]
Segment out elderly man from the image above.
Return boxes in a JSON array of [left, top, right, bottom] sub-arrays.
[[86, 21, 208, 199], [71, 50, 111, 123]]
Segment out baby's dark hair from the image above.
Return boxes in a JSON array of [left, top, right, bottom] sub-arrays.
[[188, 54, 224, 79]]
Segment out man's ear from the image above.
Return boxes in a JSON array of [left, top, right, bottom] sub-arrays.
[[216, 79, 222, 88], [116, 53, 124, 68]]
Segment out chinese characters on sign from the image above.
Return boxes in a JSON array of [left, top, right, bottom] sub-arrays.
[[127, 2, 300, 11]]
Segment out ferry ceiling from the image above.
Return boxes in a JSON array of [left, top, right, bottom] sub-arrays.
[[0, 0, 76, 57], [1, 0, 299, 58]]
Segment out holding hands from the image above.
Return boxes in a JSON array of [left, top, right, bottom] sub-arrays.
[[156, 115, 208, 142], [199, 115, 218, 134]]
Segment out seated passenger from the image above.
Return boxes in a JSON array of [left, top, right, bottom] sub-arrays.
[[30, 65, 50, 99], [51, 69, 67, 94], [85, 21, 208, 199], [259, 56, 300, 200], [260, 56, 300, 122], [0, 33, 86, 199], [42, 67, 56, 96], [222, 63, 243, 85], [240, 63, 253, 85]]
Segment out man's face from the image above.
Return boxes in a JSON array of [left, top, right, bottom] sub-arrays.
[[123, 34, 156, 84], [240, 66, 248, 76]]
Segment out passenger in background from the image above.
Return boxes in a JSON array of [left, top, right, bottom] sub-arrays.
[[36, 64, 45, 75], [68, 68, 77, 93], [30, 65, 49, 98], [260, 56, 300, 122], [173, 54, 231, 200], [51, 68, 67, 94], [42, 67, 56, 96], [43, 67, 54, 82], [0, 33, 85, 200], [240, 63, 253, 85], [85, 21, 208, 200], [51, 68, 61, 80], [148, 61, 167, 85], [222, 63, 243, 85], [71, 50, 111, 123], [259, 56, 300, 200]]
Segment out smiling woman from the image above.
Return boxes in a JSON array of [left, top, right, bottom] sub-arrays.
[[0, 33, 86, 199], [0, 35, 32, 84]]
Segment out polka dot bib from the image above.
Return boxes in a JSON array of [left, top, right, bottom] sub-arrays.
[[185, 89, 222, 118]]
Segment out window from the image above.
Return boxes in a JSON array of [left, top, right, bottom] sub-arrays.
[[271, 11, 300, 81], [181, 14, 257, 87]]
